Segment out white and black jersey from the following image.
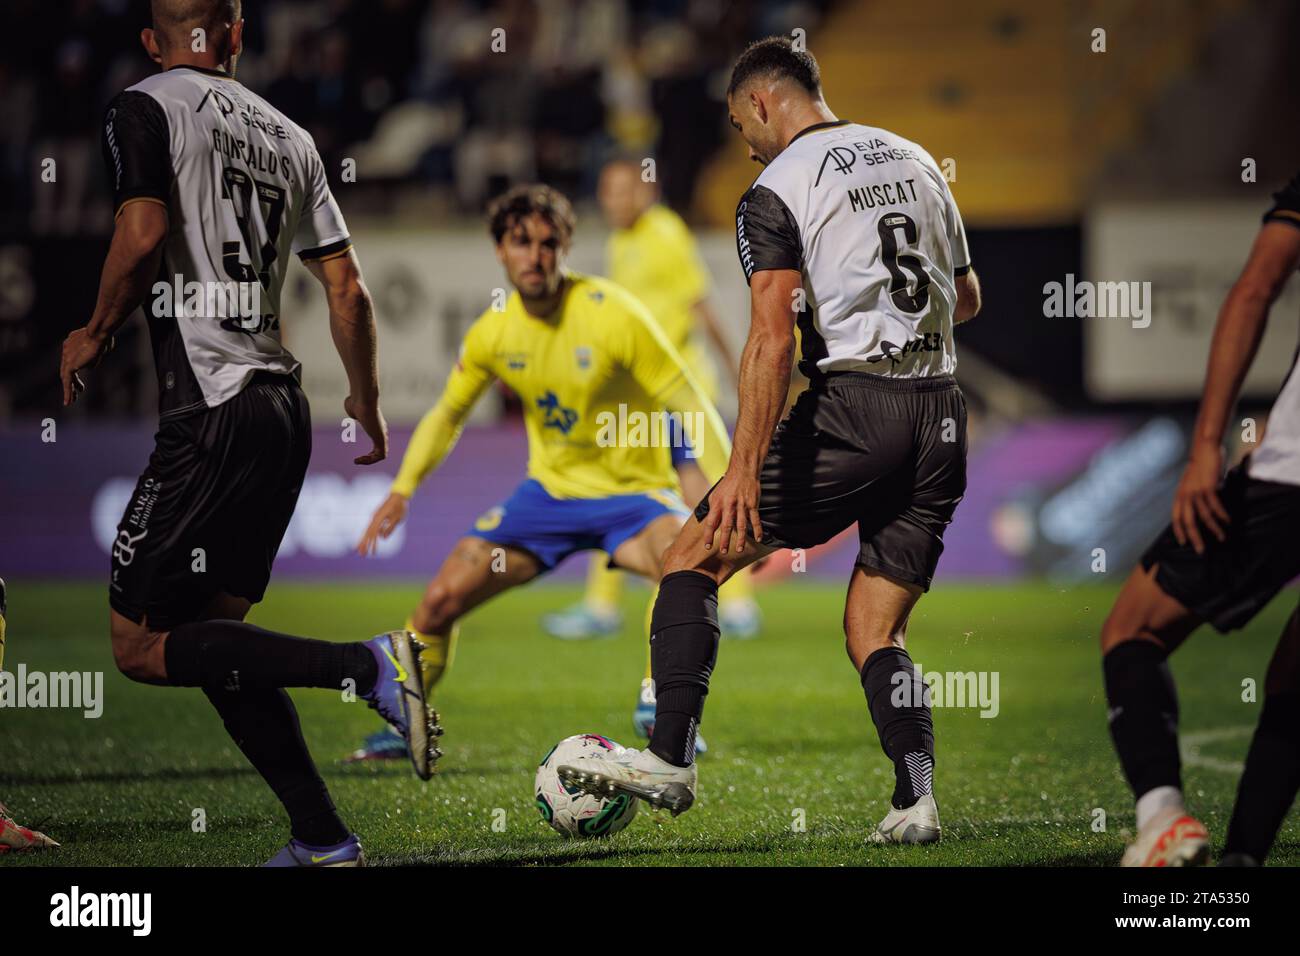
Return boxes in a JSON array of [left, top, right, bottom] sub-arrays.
[[101, 65, 351, 420], [735, 120, 970, 379], [1250, 172, 1300, 487], [1136, 172, 1300, 633]]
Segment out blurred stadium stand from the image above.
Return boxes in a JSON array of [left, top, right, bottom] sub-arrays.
[[3, 1, 1300, 583]]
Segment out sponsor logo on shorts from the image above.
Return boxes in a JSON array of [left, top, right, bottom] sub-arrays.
[[475, 506, 505, 532], [114, 477, 161, 567]]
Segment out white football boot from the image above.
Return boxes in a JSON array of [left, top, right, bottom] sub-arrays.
[[1121, 806, 1209, 867], [557, 746, 697, 816], [867, 793, 942, 844]]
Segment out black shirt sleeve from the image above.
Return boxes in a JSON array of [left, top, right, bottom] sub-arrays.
[[101, 91, 171, 214], [736, 184, 802, 283], [1263, 171, 1300, 231]]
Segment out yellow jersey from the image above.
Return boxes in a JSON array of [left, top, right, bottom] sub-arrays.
[[607, 205, 718, 398], [392, 272, 729, 501]]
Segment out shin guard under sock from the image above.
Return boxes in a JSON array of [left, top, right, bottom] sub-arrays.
[[203, 685, 348, 846], [647, 571, 719, 767], [1102, 640, 1182, 799], [860, 647, 935, 809], [165, 619, 377, 694]]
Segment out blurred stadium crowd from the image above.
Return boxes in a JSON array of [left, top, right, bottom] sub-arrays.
[[0, 0, 829, 235]]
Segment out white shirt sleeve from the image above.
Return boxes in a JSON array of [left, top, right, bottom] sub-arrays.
[[293, 143, 350, 261]]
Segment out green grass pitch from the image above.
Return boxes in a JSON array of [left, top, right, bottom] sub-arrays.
[[1, 579, 1297, 866]]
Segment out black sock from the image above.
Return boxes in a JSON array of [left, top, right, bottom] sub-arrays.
[[648, 571, 719, 768], [164, 619, 378, 694], [1224, 692, 1300, 863], [204, 685, 349, 846], [860, 647, 935, 809], [1103, 640, 1182, 797]]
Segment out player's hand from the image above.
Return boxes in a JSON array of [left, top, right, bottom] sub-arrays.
[[59, 327, 113, 406], [358, 492, 408, 556], [701, 469, 763, 555], [1171, 440, 1229, 555], [345, 395, 388, 465]]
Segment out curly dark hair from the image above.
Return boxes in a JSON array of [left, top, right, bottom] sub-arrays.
[[487, 184, 577, 246], [726, 36, 822, 99]]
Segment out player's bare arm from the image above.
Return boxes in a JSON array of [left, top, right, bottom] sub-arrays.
[[59, 200, 168, 405], [954, 267, 982, 325], [1173, 221, 1300, 554], [692, 298, 741, 387], [703, 267, 799, 554], [306, 249, 387, 465]]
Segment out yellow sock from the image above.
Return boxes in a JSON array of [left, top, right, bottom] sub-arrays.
[[406, 618, 459, 697], [585, 554, 624, 614], [719, 566, 754, 607]]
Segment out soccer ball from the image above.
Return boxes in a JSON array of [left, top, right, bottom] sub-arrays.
[[534, 734, 638, 838]]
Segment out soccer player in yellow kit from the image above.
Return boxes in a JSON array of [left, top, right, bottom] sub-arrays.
[[345, 185, 730, 763], [542, 158, 763, 648]]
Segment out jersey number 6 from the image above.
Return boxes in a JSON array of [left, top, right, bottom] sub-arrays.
[[878, 213, 930, 314]]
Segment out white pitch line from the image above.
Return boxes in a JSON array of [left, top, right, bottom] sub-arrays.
[[1180, 725, 1253, 775]]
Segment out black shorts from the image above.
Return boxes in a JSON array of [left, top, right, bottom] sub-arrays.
[[697, 372, 967, 590], [1142, 461, 1300, 632], [109, 372, 311, 630]]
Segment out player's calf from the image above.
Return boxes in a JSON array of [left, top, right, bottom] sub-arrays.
[[645, 570, 721, 770], [109, 612, 169, 685], [1100, 565, 1211, 866], [412, 581, 465, 636]]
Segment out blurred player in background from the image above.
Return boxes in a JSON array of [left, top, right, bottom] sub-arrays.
[[1100, 173, 1300, 867], [541, 157, 762, 644], [350, 184, 730, 763], [0, 577, 60, 852], [56, 0, 436, 867]]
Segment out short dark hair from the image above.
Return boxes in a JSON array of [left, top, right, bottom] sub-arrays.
[[487, 184, 576, 245], [151, 0, 241, 51], [726, 36, 821, 99]]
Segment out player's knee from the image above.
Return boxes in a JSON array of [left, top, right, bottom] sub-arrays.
[[843, 612, 904, 662], [1099, 609, 1127, 655], [1100, 603, 1155, 656], [110, 626, 165, 683], [416, 585, 463, 633], [659, 541, 696, 577]]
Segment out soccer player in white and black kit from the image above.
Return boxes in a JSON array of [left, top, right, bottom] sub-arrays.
[[1100, 174, 1300, 867], [57, 0, 437, 866], [560, 37, 981, 843]]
